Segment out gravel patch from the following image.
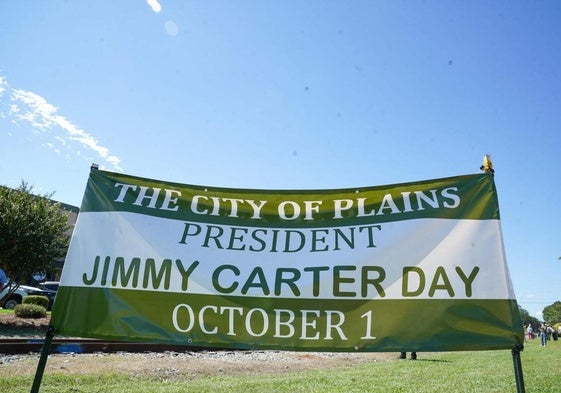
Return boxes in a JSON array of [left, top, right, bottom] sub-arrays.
[[1, 314, 396, 379], [0, 350, 395, 379]]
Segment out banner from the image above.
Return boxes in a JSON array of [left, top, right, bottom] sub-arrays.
[[52, 169, 523, 352]]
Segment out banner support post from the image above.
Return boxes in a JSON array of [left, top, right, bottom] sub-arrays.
[[511, 343, 525, 393], [30, 326, 56, 393], [480, 155, 525, 392]]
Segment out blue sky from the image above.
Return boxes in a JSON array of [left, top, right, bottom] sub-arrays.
[[1, 1, 559, 318]]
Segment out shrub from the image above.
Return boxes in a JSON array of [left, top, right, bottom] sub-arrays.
[[22, 295, 50, 309], [14, 303, 47, 319]]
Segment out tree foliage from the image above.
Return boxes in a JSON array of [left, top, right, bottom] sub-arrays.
[[518, 306, 529, 322], [0, 182, 70, 302], [518, 306, 540, 329], [543, 301, 561, 325]]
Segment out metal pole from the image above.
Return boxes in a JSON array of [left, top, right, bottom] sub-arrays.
[[30, 326, 56, 393], [511, 343, 526, 393]]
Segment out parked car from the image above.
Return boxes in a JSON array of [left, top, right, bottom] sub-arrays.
[[0, 284, 56, 310], [38, 281, 59, 292], [0, 285, 29, 309], [38, 281, 59, 309]]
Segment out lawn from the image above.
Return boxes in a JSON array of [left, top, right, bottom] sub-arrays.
[[1, 338, 559, 392]]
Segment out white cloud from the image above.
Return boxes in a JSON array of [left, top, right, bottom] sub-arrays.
[[147, 0, 162, 13], [0, 76, 6, 96], [0, 76, 123, 171], [46, 142, 61, 155]]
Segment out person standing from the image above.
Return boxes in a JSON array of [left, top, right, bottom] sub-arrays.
[[546, 324, 554, 341], [0, 268, 8, 292], [400, 352, 417, 360], [539, 323, 548, 347], [526, 324, 533, 341]]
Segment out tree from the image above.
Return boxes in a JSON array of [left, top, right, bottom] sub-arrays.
[[518, 306, 529, 323], [0, 182, 70, 304], [518, 306, 540, 330], [543, 301, 561, 325]]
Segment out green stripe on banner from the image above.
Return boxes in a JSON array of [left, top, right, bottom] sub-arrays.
[[52, 287, 523, 352], [78, 170, 499, 228]]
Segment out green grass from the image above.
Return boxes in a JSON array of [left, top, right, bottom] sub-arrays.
[[1, 341, 559, 392], [0, 308, 51, 316]]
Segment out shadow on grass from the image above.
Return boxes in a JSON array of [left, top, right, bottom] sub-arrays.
[[413, 359, 452, 363]]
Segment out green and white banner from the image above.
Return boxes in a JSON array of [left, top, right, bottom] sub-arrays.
[[52, 169, 523, 351]]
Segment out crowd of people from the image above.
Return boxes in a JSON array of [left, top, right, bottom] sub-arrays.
[[526, 323, 559, 346]]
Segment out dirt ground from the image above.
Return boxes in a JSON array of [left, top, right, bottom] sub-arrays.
[[1, 350, 395, 380], [0, 313, 50, 334], [0, 314, 396, 379]]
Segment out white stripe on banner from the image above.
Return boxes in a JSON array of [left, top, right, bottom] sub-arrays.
[[59, 211, 515, 300]]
